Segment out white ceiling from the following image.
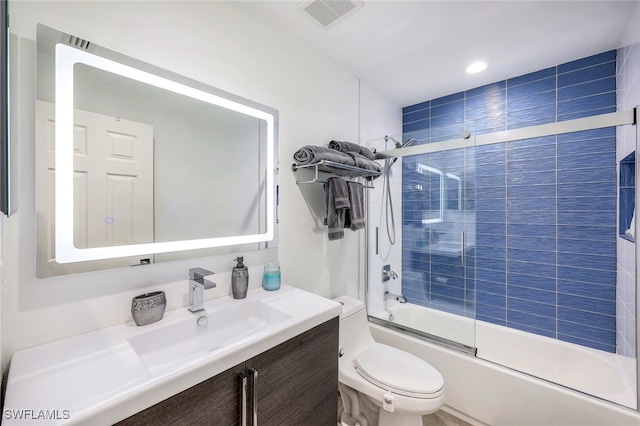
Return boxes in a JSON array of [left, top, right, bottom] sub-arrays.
[[235, 1, 635, 107]]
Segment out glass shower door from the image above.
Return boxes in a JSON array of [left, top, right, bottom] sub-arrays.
[[366, 125, 476, 353], [400, 147, 476, 349]]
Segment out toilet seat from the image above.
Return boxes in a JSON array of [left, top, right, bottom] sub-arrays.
[[353, 343, 444, 399]]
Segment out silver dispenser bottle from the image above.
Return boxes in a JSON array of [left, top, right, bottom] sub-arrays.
[[231, 256, 249, 299]]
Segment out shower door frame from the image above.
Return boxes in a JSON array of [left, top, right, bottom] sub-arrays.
[[366, 107, 639, 408]]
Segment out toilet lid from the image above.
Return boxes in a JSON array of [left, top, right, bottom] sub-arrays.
[[353, 343, 444, 398]]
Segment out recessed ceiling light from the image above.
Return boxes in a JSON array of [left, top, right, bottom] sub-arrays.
[[466, 61, 487, 74]]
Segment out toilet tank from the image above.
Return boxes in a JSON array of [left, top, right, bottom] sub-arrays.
[[334, 295, 365, 319], [333, 296, 375, 356]]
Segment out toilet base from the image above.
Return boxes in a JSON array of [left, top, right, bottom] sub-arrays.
[[339, 383, 426, 426], [339, 383, 378, 425]]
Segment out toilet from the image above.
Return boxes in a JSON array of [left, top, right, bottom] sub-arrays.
[[334, 295, 444, 426]]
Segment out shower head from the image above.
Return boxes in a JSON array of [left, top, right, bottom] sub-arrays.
[[399, 138, 417, 148], [385, 135, 417, 149], [385, 136, 417, 168]]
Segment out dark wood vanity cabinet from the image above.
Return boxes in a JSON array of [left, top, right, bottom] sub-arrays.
[[117, 318, 339, 426]]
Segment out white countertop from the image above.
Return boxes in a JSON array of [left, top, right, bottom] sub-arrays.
[[2, 285, 342, 425]]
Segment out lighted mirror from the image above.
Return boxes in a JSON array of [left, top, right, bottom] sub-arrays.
[[35, 24, 278, 277]]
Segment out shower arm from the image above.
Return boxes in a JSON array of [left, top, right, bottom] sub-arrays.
[[382, 136, 417, 167]]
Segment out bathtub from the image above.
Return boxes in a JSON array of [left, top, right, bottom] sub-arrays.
[[372, 302, 639, 425]]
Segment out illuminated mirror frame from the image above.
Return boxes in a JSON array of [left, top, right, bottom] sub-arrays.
[[417, 163, 444, 224], [445, 173, 462, 210], [53, 40, 276, 263]]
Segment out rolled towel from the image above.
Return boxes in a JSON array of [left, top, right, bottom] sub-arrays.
[[346, 152, 382, 175], [293, 145, 355, 167], [329, 140, 375, 161]]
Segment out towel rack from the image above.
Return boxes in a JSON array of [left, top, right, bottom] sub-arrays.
[[291, 160, 380, 188]]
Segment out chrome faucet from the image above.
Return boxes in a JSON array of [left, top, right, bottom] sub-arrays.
[[188, 267, 216, 313], [382, 265, 398, 282], [384, 290, 407, 303]]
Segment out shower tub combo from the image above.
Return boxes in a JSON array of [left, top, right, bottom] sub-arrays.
[[366, 108, 640, 424]]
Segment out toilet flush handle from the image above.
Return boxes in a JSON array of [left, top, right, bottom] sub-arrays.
[[383, 393, 395, 412], [338, 347, 345, 357]]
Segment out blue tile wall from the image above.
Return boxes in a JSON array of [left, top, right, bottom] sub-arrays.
[[401, 50, 618, 353]]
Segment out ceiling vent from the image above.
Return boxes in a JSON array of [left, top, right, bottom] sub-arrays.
[[299, 0, 364, 30]]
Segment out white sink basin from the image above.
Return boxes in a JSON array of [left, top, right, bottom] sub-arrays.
[[127, 300, 291, 374]]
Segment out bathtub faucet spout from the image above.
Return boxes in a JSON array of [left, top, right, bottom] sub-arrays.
[[384, 290, 407, 303]]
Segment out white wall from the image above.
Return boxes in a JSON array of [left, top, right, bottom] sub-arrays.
[[359, 81, 403, 303], [2, 1, 400, 366], [616, 0, 640, 391], [365, 132, 403, 314], [0, 215, 3, 371]]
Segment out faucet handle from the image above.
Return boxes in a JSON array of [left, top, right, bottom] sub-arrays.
[[189, 267, 214, 280], [189, 267, 216, 289]]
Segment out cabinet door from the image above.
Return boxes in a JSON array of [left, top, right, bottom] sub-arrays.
[[247, 318, 338, 426], [116, 362, 245, 425]]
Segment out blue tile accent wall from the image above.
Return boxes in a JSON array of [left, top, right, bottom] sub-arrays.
[[401, 50, 618, 353]]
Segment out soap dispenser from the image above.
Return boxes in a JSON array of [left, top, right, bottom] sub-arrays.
[[231, 256, 249, 299]]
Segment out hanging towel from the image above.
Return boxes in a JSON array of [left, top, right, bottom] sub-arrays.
[[325, 177, 350, 240], [293, 145, 356, 167], [627, 208, 636, 239], [345, 181, 365, 231], [329, 140, 376, 161]]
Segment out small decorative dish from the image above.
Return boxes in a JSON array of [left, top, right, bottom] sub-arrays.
[[131, 291, 166, 326]]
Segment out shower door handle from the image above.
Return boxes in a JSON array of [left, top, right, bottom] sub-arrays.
[[460, 231, 465, 267]]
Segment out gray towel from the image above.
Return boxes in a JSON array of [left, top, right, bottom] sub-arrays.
[[325, 177, 350, 240], [293, 145, 356, 167], [345, 181, 365, 231], [346, 152, 382, 175], [329, 140, 375, 161]]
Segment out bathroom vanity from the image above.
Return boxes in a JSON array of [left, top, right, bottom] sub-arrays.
[[117, 318, 337, 425], [2, 286, 341, 425]]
